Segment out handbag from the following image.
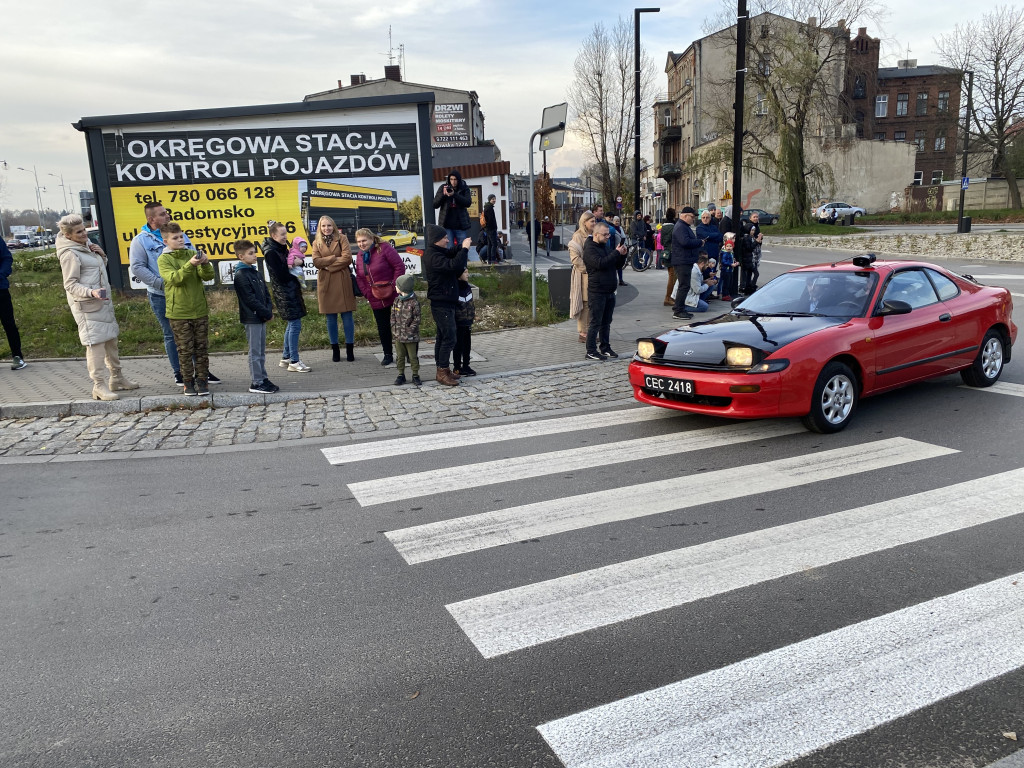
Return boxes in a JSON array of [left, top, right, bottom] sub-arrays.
[[363, 251, 395, 301], [350, 268, 363, 298]]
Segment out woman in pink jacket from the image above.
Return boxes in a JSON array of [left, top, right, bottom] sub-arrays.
[[352, 228, 406, 366]]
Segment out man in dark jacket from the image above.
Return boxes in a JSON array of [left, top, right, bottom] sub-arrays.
[[483, 194, 499, 263], [581, 221, 628, 360], [1, 236, 27, 370], [422, 224, 470, 386], [671, 206, 702, 319], [432, 169, 473, 247]]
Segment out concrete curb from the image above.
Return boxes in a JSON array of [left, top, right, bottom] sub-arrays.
[[0, 358, 630, 420]]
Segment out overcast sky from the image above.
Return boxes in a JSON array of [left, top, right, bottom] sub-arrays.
[[0, 0, 967, 216]]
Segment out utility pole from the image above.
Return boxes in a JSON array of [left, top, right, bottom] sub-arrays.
[[956, 70, 974, 234], [730, 0, 748, 222], [634, 7, 660, 217]]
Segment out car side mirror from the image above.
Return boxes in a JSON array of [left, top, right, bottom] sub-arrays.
[[730, 296, 745, 309], [875, 299, 912, 317]]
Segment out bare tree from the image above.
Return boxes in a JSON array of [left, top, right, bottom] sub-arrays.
[[567, 19, 656, 212], [691, 0, 885, 226], [937, 6, 1024, 209]]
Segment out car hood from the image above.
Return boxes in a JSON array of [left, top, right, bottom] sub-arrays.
[[657, 313, 848, 365]]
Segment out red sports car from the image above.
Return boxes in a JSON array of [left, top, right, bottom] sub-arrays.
[[629, 256, 1017, 432]]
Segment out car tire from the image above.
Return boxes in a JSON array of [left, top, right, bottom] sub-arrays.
[[960, 329, 1004, 387], [411, 236, 417, 245], [801, 361, 858, 434], [389, 239, 396, 246]]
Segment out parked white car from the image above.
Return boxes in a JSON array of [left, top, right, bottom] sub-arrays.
[[814, 201, 866, 220]]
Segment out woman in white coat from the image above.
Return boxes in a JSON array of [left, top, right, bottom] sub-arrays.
[[56, 214, 139, 400]]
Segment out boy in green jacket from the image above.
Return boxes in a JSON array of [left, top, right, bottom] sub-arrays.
[[157, 222, 215, 396]]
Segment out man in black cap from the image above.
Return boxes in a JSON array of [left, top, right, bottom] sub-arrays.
[[422, 225, 470, 386], [671, 206, 702, 320]]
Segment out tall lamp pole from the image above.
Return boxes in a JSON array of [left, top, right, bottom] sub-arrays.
[[730, 0, 748, 222], [0, 160, 7, 238], [47, 172, 70, 214], [16, 166, 45, 231], [634, 7, 660, 217], [956, 70, 974, 234]]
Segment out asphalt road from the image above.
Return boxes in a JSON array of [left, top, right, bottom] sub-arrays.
[[3, 245, 1023, 768]]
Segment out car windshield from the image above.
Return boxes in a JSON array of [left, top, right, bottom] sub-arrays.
[[734, 271, 878, 317]]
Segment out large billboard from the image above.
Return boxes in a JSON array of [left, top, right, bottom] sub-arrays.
[[430, 103, 471, 148], [76, 97, 433, 288]]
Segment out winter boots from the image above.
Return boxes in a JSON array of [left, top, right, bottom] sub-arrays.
[[435, 368, 459, 387], [332, 344, 341, 362], [346, 343, 355, 362], [108, 368, 140, 391], [91, 381, 119, 401]]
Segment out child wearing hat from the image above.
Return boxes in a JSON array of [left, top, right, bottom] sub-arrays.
[[391, 272, 421, 386]]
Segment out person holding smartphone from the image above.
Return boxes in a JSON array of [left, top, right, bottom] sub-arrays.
[[432, 169, 473, 246], [56, 213, 139, 401]]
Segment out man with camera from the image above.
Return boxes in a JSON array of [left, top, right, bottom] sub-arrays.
[[432, 169, 473, 247]]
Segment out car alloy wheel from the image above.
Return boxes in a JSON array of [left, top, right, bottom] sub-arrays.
[[961, 329, 1004, 387], [802, 361, 858, 433], [389, 239, 396, 246]]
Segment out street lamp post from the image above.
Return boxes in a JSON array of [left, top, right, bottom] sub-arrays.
[[634, 7, 660, 218], [47, 172, 70, 214], [16, 166, 45, 232], [956, 70, 975, 234]]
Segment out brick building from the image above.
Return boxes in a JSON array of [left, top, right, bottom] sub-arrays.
[[842, 28, 881, 139], [873, 62, 961, 185]]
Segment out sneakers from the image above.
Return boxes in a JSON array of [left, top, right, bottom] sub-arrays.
[[249, 381, 277, 394], [279, 358, 290, 368], [196, 379, 210, 396], [460, 365, 477, 376], [174, 371, 184, 386], [10, 356, 27, 370], [672, 312, 693, 320], [287, 360, 311, 372], [412, 375, 422, 386], [721, 295, 732, 302], [183, 380, 198, 396], [394, 373, 407, 386], [381, 354, 394, 367], [207, 372, 221, 384], [600, 348, 619, 359], [262, 378, 280, 393], [585, 351, 607, 361]]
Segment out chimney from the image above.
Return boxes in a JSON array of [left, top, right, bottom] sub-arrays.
[[350, 74, 367, 86], [858, 27, 867, 36], [807, 16, 818, 27], [384, 65, 402, 82]]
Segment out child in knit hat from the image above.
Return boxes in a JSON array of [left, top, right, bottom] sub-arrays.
[[390, 272, 421, 386]]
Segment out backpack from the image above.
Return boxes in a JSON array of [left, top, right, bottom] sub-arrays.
[[660, 221, 675, 254]]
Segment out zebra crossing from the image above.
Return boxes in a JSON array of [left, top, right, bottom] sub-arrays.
[[321, 405, 1024, 768]]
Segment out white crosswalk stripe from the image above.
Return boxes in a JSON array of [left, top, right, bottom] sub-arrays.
[[537, 571, 1024, 768], [385, 437, 957, 565], [448, 467, 1024, 658], [349, 420, 804, 506], [960, 381, 1024, 398], [321, 407, 679, 465]]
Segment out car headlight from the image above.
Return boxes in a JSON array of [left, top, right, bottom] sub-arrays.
[[637, 340, 656, 360], [725, 346, 754, 367], [747, 358, 790, 374]]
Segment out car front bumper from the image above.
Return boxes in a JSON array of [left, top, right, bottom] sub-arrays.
[[628, 359, 787, 419]]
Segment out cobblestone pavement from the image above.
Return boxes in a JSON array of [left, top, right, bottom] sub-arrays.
[[0, 360, 636, 460]]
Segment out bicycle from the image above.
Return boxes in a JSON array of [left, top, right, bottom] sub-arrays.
[[628, 237, 655, 272]]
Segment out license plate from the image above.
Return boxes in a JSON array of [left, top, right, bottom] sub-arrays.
[[644, 375, 695, 395]]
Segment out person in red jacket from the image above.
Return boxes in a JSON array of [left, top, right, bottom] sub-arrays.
[[542, 217, 555, 254]]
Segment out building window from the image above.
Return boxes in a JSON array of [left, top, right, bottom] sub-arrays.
[[874, 132, 886, 141], [754, 93, 768, 115], [915, 130, 926, 151], [663, 107, 672, 127], [931, 170, 944, 184], [895, 130, 906, 142], [853, 75, 866, 99], [938, 91, 950, 113], [875, 94, 888, 117], [760, 24, 769, 38], [916, 92, 928, 115], [897, 93, 909, 116], [934, 134, 946, 151], [757, 56, 771, 76], [913, 171, 924, 185]]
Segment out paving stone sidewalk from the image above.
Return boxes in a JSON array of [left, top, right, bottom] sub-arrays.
[[0, 360, 635, 459]]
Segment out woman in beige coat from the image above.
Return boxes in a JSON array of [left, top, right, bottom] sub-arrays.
[[310, 216, 357, 362], [568, 210, 596, 343], [56, 214, 139, 400]]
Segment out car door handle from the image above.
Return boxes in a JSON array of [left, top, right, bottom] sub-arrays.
[[939, 313, 952, 322]]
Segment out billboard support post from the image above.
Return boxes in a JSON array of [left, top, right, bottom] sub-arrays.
[[527, 103, 568, 321]]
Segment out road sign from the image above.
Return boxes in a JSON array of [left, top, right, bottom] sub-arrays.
[[962, 177, 969, 190], [616, 202, 623, 210], [616, 196, 623, 203], [539, 103, 568, 151]]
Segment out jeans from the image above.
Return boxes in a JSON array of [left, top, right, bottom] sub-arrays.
[[283, 318, 301, 363], [431, 304, 457, 369], [486, 229, 499, 262], [148, 291, 180, 374], [686, 297, 710, 313], [445, 229, 467, 249], [245, 323, 268, 384], [587, 291, 616, 354], [0, 288, 23, 358], [325, 312, 354, 345]]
